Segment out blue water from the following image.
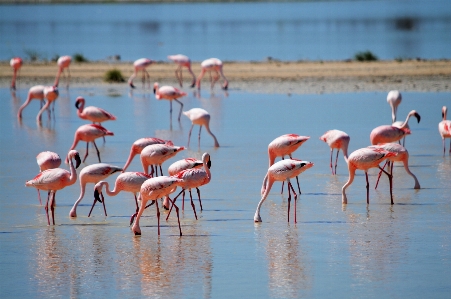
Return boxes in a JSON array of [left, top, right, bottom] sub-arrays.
[[1, 0, 450, 62], [0, 84, 450, 298]]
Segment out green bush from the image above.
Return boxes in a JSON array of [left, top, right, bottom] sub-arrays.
[[73, 53, 88, 63], [104, 69, 125, 83], [354, 51, 378, 62], [24, 49, 42, 62]]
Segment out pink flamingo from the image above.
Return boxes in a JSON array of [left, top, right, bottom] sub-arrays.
[[183, 108, 220, 148], [54, 55, 71, 88], [67, 124, 114, 163], [25, 150, 81, 225], [370, 110, 421, 145], [369, 143, 420, 190], [90, 172, 152, 218], [342, 147, 397, 205], [69, 163, 123, 217], [154, 82, 187, 121], [439, 106, 451, 155], [195, 58, 228, 90], [123, 137, 173, 172], [17, 85, 45, 119], [166, 152, 212, 220], [319, 130, 350, 175], [128, 58, 154, 89], [254, 159, 314, 223], [387, 90, 402, 123], [35, 151, 62, 205], [140, 143, 185, 176], [168, 157, 203, 176], [36, 86, 59, 123], [75, 96, 116, 124], [131, 176, 184, 236], [268, 134, 310, 193], [167, 54, 196, 87], [10, 57, 23, 90]]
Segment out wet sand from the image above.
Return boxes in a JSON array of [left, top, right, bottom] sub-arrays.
[[1, 59, 450, 94]]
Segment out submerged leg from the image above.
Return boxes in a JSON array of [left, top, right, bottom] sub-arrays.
[[365, 172, 370, 204]]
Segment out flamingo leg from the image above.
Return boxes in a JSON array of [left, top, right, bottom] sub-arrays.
[[156, 200, 160, 236], [378, 166, 394, 204], [189, 189, 198, 220], [281, 156, 285, 194], [375, 160, 389, 189], [166, 190, 184, 220], [198, 125, 202, 148], [134, 194, 139, 213], [37, 189, 42, 205], [101, 192, 107, 216], [288, 154, 301, 194], [159, 165, 164, 177], [288, 182, 298, 223], [365, 172, 370, 204], [182, 190, 185, 210], [174, 99, 183, 121], [287, 180, 291, 223], [44, 191, 51, 225], [50, 192, 55, 225], [92, 140, 101, 162], [187, 124, 194, 147], [334, 149, 340, 175], [169, 100, 173, 121], [167, 197, 182, 236], [83, 142, 89, 162], [196, 187, 203, 210], [330, 149, 334, 175]]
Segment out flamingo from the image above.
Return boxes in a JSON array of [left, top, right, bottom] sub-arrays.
[[268, 134, 310, 193], [131, 176, 184, 236], [89, 172, 152, 218], [10, 57, 23, 90], [166, 152, 212, 220], [254, 159, 314, 223], [67, 124, 114, 163], [36, 86, 59, 123], [387, 90, 402, 123], [154, 82, 187, 121], [128, 58, 154, 89], [35, 151, 62, 205], [168, 157, 203, 176], [167, 54, 196, 87], [183, 108, 220, 148], [75, 96, 116, 124], [319, 130, 350, 175], [54, 55, 71, 88], [195, 58, 228, 90], [342, 147, 397, 205], [369, 143, 420, 190], [17, 85, 45, 119], [439, 106, 451, 155], [122, 137, 173, 172], [370, 110, 421, 145], [140, 143, 185, 176], [25, 150, 81, 225], [69, 163, 123, 217]]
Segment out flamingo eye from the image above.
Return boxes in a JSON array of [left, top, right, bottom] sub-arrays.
[[300, 163, 306, 167]]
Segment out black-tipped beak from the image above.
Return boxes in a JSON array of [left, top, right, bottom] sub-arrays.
[[222, 84, 228, 90], [415, 112, 421, 123], [129, 83, 136, 89], [207, 160, 212, 169], [94, 189, 103, 203], [74, 154, 81, 169], [75, 101, 79, 109], [442, 112, 445, 119], [153, 88, 156, 94], [190, 82, 195, 88]]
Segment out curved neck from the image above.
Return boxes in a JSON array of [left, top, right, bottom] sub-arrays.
[[68, 155, 78, 185], [103, 181, 121, 196], [402, 160, 420, 189], [205, 124, 220, 147], [399, 112, 414, 129], [54, 68, 62, 87], [123, 148, 138, 172], [36, 100, 52, 122]]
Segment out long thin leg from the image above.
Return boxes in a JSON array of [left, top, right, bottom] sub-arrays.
[[198, 126, 202, 148], [287, 180, 291, 222], [44, 191, 51, 225], [50, 192, 55, 225], [187, 124, 194, 147], [365, 172, 370, 204], [288, 154, 301, 194], [281, 156, 285, 194], [330, 149, 334, 175], [83, 142, 89, 162], [156, 200, 160, 236], [288, 182, 298, 223], [101, 192, 107, 216], [334, 149, 340, 175], [37, 189, 42, 205], [166, 189, 184, 220], [159, 165, 164, 177], [92, 140, 101, 162], [134, 194, 139, 213], [175, 99, 183, 121], [196, 187, 203, 210], [189, 190, 198, 220], [379, 166, 394, 204], [375, 160, 389, 189], [167, 197, 182, 236]]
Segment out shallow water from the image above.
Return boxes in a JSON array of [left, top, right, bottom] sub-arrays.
[[0, 84, 450, 298], [1, 0, 451, 61]]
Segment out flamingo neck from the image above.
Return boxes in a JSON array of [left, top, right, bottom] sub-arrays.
[[205, 124, 220, 147], [68, 155, 77, 185], [104, 181, 121, 196]]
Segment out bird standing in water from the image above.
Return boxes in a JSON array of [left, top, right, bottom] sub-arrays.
[[128, 58, 154, 89], [439, 106, 451, 155], [167, 54, 196, 88], [319, 130, 350, 175], [183, 108, 220, 148], [10, 57, 23, 90], [195, 58, 228, 90]]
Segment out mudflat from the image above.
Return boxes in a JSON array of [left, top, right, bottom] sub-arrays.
[[1, 60, 450, 94]]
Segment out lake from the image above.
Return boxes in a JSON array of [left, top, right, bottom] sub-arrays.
[[1, 0, 451, 62], [0, 84, 450, 298]]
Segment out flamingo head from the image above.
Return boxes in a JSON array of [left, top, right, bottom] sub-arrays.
[[202, 152, 211, 168], [153, 82, 159, 94], [75, 97, 85, 109], [442, 106, 447, 120], [67, 150, 81, 168], [411, 110, 421, 123]]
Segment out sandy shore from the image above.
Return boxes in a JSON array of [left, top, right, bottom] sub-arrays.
[[1, 60, 450, 94]]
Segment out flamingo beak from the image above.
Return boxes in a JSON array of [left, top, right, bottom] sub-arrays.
[[75, 101, 80, 109], [207, 160, 212, 169], [94, 189, 102, 203], [414, 112, 421, 123], [74, 153, 81, 169], [153, 87, 156, 94]]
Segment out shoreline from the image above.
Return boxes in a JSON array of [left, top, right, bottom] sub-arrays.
[[1, 60, 450, 94]]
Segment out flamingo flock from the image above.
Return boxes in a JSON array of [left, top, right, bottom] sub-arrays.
[[13, 54, 445, 237]]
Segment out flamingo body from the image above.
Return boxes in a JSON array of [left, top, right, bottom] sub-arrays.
[[10, 57, 23, 90], [370, 110, 420, 145], [439, 106, 451, 154], [183, 108, 220, 147], [54, 55, 71, 88], [68, 124, 114, 163], [140, 144, 185, 175], [128, 58, 154, 88], [268, 134, 310, 166], [17, 85, 45, 119], [37, 151, 62, 172], [122, 137, 173, 171], [75, 97, 116, 124], [196, 58, 228, 90], [36, 86, 59, 122], [320, 129, 350, 175], [168, 54, 196, 87], [168, 158, 203, 176], [154, 83, 187, 121]]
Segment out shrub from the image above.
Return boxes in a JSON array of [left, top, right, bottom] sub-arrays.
[[73, 53, 88, 63], [104, 69, 125, 83], [24, 49, 42, 62], [354, 51, 378, 62]]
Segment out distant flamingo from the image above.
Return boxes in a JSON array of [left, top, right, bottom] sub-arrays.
[[25, 150, 81, 225], [54, 55, 71, 88], [90, 172, 152, 217], [319, 130, 350, 175], [168, 54, 196, 87], [342, 147, 397, 205], [387, 90, 402, 123], [254, 159, 314, 223], [195, 58, 228, 90], [369, 143, 420, 190], [439, 106, 451, 155], [370, 110, 421, 145], [10, 57, 23, 90], [36, 86, 59, 123], [140, 143, 185, 176], [67, 124, 114, 163], [131, 176, 184, 236], [183, 108, 220, 147], [17, 85, 45, 119], [268, 134, 310, 193], [122, 137, 173, 172], [128, 58, 154, 89], [69, 163, 123, 217], [166, 152, 212, 220], [75, 96, 116, 124], [154, 82, 187, 121], [35, 151, 62, 205]]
